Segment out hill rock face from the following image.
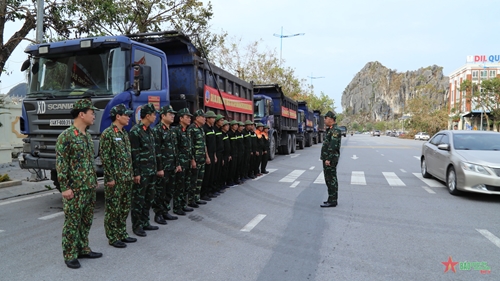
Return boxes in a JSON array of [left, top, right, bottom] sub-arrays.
[[341, 62, 449, 120]]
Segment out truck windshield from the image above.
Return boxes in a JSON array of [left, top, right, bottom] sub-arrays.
[[254, 99, 265, 118], [27, 47, 128, 98]]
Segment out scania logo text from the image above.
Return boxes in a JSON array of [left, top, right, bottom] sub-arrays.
[[47, 103, 74, 110], [37, 101, 46, 114]]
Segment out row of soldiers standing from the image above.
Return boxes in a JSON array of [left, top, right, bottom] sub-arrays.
[[56, 99, 271, 269]]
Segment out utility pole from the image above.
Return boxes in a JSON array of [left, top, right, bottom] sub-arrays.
[[36, 0, 44, 43], [273, 27, 305, 66]]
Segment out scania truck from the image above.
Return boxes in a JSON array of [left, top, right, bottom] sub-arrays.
[[18, 31, 253, 190]]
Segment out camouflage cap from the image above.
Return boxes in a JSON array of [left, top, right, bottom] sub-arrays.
[[229, 120, 239, 126], [215, 114, 225, 121], [325, 111, 336, 119], [244, 120, 254, 125], [238, 121, 245, 126], [110, 104, 133, 116], [177, 108, 193, 117], [222, 120, 229, 126], [73, 98, 98, 110], [255, 122, 264, 128], [193, 109, 206, 117], [141, 103, 157, 115], [205, 110, 217, 118], [160, 105, 177, 115]]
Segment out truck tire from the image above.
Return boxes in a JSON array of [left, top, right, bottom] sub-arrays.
[[299, 138, 304, 149], [284, 134, 291, 155], [313, 134, 317, 145], [305, 133, 312, 147], [318, 133, 322, 143], [269, 135, 276, 160], [291, 134, 296, 153], [51, 169, 61, 192]]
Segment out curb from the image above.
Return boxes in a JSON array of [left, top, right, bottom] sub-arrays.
[[0, 180, 23, 189]]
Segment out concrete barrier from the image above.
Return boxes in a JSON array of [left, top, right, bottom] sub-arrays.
[[0, 96, 25, 166]]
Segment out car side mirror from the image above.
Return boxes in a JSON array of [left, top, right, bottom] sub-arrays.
[[437, 143, 450, 151]]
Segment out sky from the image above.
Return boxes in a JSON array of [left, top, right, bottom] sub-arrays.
[[3, 0, 500, 112]]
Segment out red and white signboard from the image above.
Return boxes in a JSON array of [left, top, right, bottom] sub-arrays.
[[203, 85, 253, 114]]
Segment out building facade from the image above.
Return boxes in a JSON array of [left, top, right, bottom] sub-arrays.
[[448, 55, 500, 131]]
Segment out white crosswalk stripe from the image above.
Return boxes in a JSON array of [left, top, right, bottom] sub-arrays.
[[314, 171, 325, 184], [382, 172, 405, 186], [413, 173, 444, 187], [279, 170, 306, 183], [351, 171, 366, 185]]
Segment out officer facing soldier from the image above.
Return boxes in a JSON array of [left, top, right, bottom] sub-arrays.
[[56, 98, 102, 269], [320, 111, 342, 208], [100, 104, 136, 249], [152, 105, 180, 225], [129, 103, 160, 237]]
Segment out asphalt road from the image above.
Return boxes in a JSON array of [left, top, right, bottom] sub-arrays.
[[0, 134, 499, 280]]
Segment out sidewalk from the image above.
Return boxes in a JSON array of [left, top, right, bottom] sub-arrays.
[[0, 160, 53, 200]]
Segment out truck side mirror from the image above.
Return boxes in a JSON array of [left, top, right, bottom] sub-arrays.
[[133, 65, 151, 94], [268, 100, 274, 115]]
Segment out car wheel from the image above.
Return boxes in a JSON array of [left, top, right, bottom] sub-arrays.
[[421, 158, 432, 178], [447, 166, 461, 196]]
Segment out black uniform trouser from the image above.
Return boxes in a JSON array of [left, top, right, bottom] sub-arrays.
[[230, 155, 238, 183], [202, 153, 215, 196], [254, 152, 262, 175], [242, 151, 251, 178], [222, 156, 230, 186], [214, 152, 223, 191], [237, 153, 245, 180], [261, 150, 269, 172]]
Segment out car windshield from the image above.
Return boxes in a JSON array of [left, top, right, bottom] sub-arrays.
[[453, 133, 500, 150], [27, 47, 128, 98]]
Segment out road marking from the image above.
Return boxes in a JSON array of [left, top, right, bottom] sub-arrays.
[[414, 156, 420, 160], [388, 160, 393, 163], [253, 169, 277, 181], [0, 191, 58, 207], [38, 212, 64, 220], [476, 229, 500, 249], [241, 214, 266, 232], [351, 155, 358, 160], [400, 169, 407, 173], [279, 170, 305, 183], [0, 230, 4, 233], [413, 173, 444, 187], [351, 171, 366, 185], [421, 186, 436, 194], [314, 172, 325, 184], [309, 166, 315, 170], [290, 181, 300, 188], [291, 154, 300, 158], [382, 172, 405, 186]]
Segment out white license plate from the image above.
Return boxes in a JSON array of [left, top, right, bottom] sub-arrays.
[[50, 119, 73, 126]]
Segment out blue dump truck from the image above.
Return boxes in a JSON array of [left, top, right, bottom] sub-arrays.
[[253, 84, 302, 160], [298, 101, 315, 147], [313, 110, 324, 143], [18, 31, 253, 189]]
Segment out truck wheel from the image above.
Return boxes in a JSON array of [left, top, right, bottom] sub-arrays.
[[318, 133, 322, 143], [284, 134, 291, 155], [305, 133, 312, 147], [313, 135, 318, 145], [269, 135, 276, 160], [291, 134, 296, 153], [299, 138, 304, 149], [51, 169, 61, 192]]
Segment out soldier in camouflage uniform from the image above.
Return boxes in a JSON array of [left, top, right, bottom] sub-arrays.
[[172, 108, 195, 216], [187, 109, 208, 207], [129, 103, 159, 237], [100, 104, 136, 249], [320, 111, 342, 208], [56, 98, 102, 269], [152, 105, 180, 225], [202, 110, 218, 198]]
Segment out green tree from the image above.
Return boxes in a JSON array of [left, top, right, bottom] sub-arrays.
[[480, 77, 500, 131], [406, 95, 448, 135]]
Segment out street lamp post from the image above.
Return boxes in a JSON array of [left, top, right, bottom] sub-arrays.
[[308, 74, 325, 88], [273, 27, 305, 65]]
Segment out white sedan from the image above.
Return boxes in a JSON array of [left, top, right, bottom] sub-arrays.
[[414, 132, 430, 141]]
